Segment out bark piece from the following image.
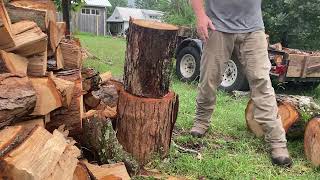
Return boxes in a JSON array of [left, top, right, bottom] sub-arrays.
[[304, 117, 320, 167], [117, 87, 179, 165], [82, 160, 130, 180], [46, 70, 83, 136], [92, 84, 118, 108], [84, 93, 101, 110], [27, 51, 47, 76], [124, 19, 178, 98], [30, 76, 63, 115], [245, 95, 320, 138], [0, 50, 28, 75], [82, 67, 100, 93], [0, 127, 67, 179], [0, 74, 36, 128]]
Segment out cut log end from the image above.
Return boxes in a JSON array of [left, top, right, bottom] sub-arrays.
[[132, 19, 179, 31], [245, 99, 300, 137], [304, 117, 320, 167]]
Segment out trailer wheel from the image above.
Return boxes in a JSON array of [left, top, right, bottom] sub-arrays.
[[176, 46, 201, 82]]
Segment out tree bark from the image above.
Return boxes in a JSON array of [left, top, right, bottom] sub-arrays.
[[124, 19, 178, 98], [116, 86, 179, 165], [0, 74, 36, 128], [304, 117, 320, 167], [245, 94, 320, 138]]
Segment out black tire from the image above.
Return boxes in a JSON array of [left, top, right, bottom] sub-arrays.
[[219, 58, 249, 92], [176, 46, 201, 82]]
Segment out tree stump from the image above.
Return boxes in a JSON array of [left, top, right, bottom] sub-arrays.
[[116, 87, 179, 165], [304, 117, 320, 167], [245, 95, 320, 138], [124, 19, 178, 98]]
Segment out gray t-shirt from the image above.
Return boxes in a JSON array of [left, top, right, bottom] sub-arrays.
[[206, 0, 264, 33]]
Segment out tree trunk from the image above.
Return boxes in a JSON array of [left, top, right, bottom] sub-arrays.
[[304, 117, 320, 167], [117, 87, 179, 165], [124, 19, 178, 98], [0, 74, 36, 128], [245, 94, 320, 138]]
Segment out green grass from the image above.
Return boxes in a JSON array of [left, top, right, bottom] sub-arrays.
[[78, 33, 320, 180]]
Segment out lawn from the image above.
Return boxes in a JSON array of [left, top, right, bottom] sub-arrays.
[[78, 33, 320, 180]]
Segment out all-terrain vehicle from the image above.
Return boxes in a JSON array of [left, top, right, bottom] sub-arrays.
[[175, 35, 320, 92]]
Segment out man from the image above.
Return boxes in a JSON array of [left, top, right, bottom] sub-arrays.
[[190, 0, 293, 167]]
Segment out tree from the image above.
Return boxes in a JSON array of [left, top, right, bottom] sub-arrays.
[[263, 0, 320, 50], [108, 0, 128, 14], [54, 0, 85, 12]]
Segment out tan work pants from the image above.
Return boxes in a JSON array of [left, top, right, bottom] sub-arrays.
[[195, 30, 287, 148]]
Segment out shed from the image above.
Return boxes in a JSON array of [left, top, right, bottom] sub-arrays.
[[107, 7, 164, 35], [57, 0, 111, 36]]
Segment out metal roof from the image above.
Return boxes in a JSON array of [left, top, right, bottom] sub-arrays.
[[84, 0, 111, 7], [107, 7, 163, 22]]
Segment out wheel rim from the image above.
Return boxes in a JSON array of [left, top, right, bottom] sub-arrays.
[[221, 60, 238, 87], [180, 54, 196, 79]]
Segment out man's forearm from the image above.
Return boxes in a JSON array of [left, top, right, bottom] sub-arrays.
[[191, 0, 207, 18]]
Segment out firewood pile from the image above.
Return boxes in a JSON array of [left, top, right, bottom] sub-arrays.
[[0, 0, 132, 179]]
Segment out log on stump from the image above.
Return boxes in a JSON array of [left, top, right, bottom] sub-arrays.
[[245, 95, 320, 138], [304, 117, 320, 167], [0, 74, 36, 128], [46, 70, 83, 136], [117, 87, 179, 165], [124, 19, 178, 98]]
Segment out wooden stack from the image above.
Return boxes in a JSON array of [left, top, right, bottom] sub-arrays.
[[116, 19, 179, 165], [0, 0, 84, 135], [0, 1, 132, 179]]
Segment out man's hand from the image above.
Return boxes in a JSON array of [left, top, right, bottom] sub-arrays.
[[191, 0, 215, 42], [196, 15, 215, 42]]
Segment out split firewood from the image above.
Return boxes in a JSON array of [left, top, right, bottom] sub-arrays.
[[0, 125, 82, 179], [92, 84, 118, 108], [11, 20, 37, 35], [50, 73, 75, 108], [124, 19, 178, 98], [55, 44, 64, 69], [304, 117, 320, 167], [100, 72, 112, 85], [29, 76, 63, 116], [73, 162, 92, 180], [14, 118, 45, 131], [82, 67, 101, 93], [61, 39, 83, 69], [246, 94, 320, 138], [82, 113, 139, 175], [0, 50, 28, 75], [82, 160, 130, 180], [0, 125, 31, 157], [84, 93, 101, 110], [27, 51, 47, 76], [49, 21, 66, 52], [46, 70, 83, 136], [0, 127, 67, 179], [0, 74, 36, 128]]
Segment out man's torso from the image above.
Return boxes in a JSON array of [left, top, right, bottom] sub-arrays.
[[206, 0, 264, 33]]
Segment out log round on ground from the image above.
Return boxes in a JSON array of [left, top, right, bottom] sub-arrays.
[[124, 19, 178, 98], [116, 86, 179, 165], [245, 96, 303, 138], [304, 117, 320, 167]]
